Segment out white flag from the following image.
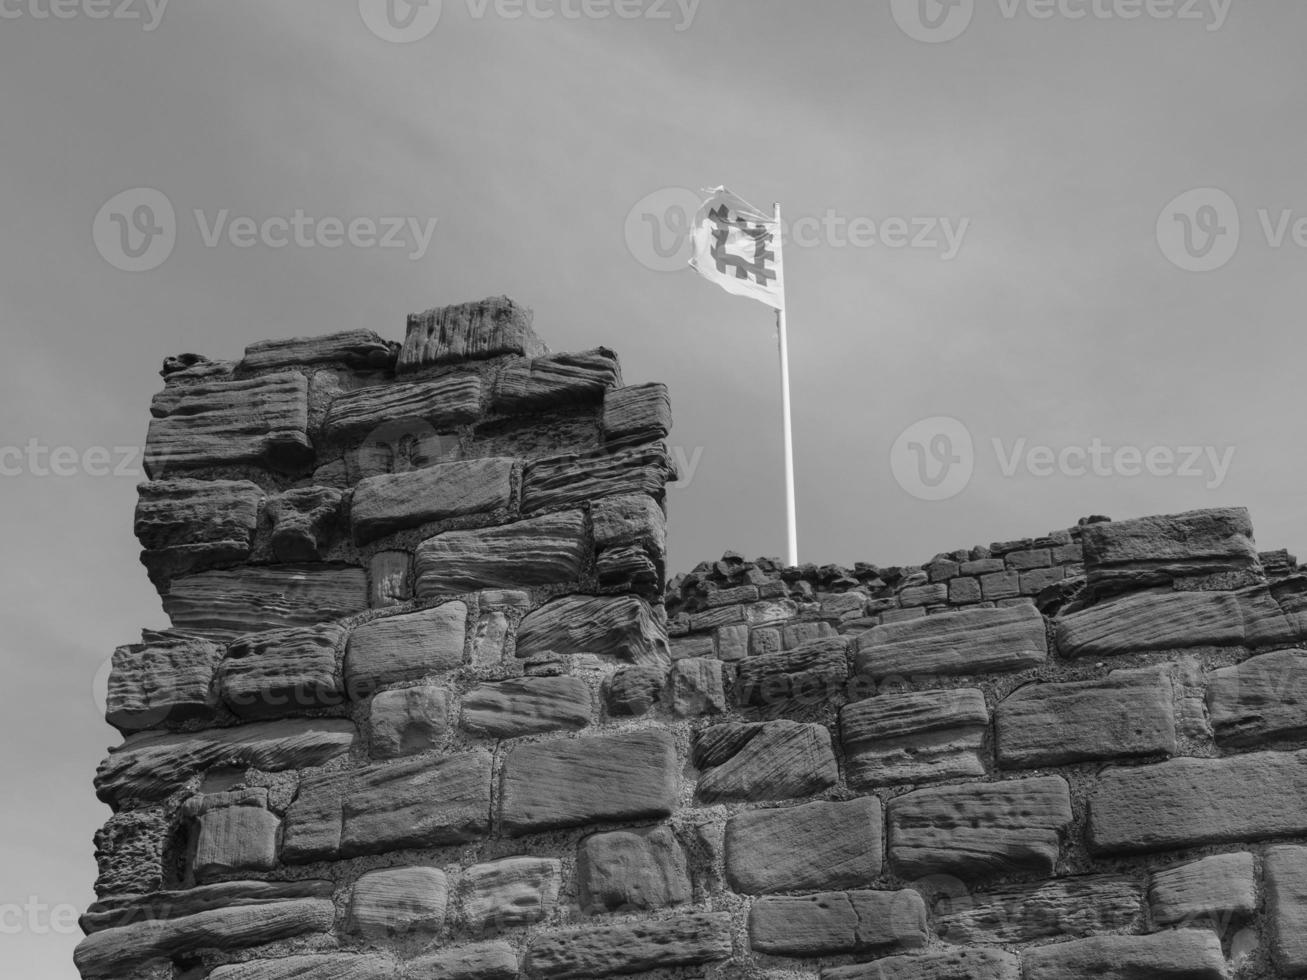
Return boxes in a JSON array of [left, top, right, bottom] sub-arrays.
[[689, 186, 785, 311]]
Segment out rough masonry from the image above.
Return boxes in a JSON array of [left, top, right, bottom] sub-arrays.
[[80, 297, 1307, 979]]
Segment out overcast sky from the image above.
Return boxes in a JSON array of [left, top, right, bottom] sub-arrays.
[[4, 1, 1307, 976]]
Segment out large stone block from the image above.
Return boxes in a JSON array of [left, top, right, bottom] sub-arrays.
[[1088, 751, 1307, 855], [514, 594, 669, 666], [492, 348, 621, 413], [670, 657, 727, 717], [1081, 507, 1261, 595], [855, 605, 1047, 678], [368, 685, 448, 758], [346, 867, 448, 938], [1267, 846, 1307, 975], [499, 730, 678, 835], [404, 942, 518, 980], [344, 601, 467, 695], [460, 676, 592, 739], [1208, 649, 1307, 747], [461, 856, 561, 931], [282, 750, 492, 862], [134, 479, 263, 586], [694, 720, 839, 803], [92, 809, 167, 897], [95, 719, 356, 808], [935, 875, 1142, 944], [823, 948, 1020, 980], [523, 912, 732, 978], [414, 510, 587, 595], [841, 689, 988, 788], [520, 445, 671, 515], [748, 890, 927, 957], [105, 633, 222, 732], [73, 898, 334, 979], [1149, 852, 1256, 930], [888, 776, 1072, 879], [399, 296, 546, 370], [80, 879, 332, 933], [577, 824, 691, 913], [209, 954, 397, 980], [322, 374, 483, 442], [725, 797, 882, 894], [1021, 930, 1226, 980], [189, 790, 279, 880], [145, 372, 312, 477], [602, 383, 671, 449], [162, 564, 368, 639], [995, 668, 1176, 769], [262, 486, 344, 562], [350, 458, 517, 544], [240, 330, 397, 371], [218, 622, 347, 719], [734, 637, 850, 718]]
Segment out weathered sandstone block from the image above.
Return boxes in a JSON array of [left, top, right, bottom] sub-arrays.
[[995, 668, 1176, 768], [935, 874, 1142, 944], [523, 912, 732, 978], [344, 601, 467, 695], [1088, 751, 1307, 854], [92, 809, 167, 897], [577, 824, 691, 913], [603, 665, 665, 716], [218, 622, 347, 718], [282, 750, 492, 862], [404, 942, 517, 980], [74, 898, 334, 979], [106, 633, 222, 731], [80, 878, 332, 933], [1081, 507, 1261, 594], [734, 637, 850, 718], [748, 889, 928, 957], [461, 857, 561, 931], [399, 296, 545, 370], [414, 510, 587, 595], [263, 486, 344, 561], [145, 372, 312, 476], [134, 479, 263, 585], [520, 445, 671, 515], [95, 719, 356, 808], [842, 688, 988, 788], [461, 676, 591, 739], [602, 383, 671, 449], [694, 720, 839, 803], [209, 954, 397, 980], [189, 790, 280, 880], [888, 776, 1072, 878], [499, 730, 677, 835], [1149, 852, 1256, 929], [368, 685, 448, 758], [240, 330, 397, 371], [823, 948, 1020, 980], [162, 564, 368, 638], [347, 867, 448, 938], [670, 657, 727, 716], [1266, 845, 1307, 975], [514, 593, 669, 666], [368, 551, 411, 608], [1208, 649, 1307, 746], [725, 797, 882, 894], [492, 348, 620, 413], [1021, 929, 1226, 980], [351, 458, 516, 544], [855, 605, 1047, 678], [322, 374, 482, 442]]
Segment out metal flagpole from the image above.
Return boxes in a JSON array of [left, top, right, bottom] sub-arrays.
[[773, 202, 798, 567]]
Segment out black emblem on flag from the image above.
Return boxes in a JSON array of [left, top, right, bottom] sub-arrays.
[[708, 204, 777, 287]]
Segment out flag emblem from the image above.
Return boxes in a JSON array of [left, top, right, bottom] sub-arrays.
[[690, 187, 785, 309]]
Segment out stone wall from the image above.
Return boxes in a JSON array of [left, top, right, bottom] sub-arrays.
[[80, 299, 1307, 979]]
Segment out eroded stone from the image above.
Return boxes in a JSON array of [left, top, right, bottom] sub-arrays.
[[414, 511, 587, 596], [855, 605, 1047, 678], [725, 797, 882, 894], [577, 825, 691, 913], [842, 689, 988, 788]]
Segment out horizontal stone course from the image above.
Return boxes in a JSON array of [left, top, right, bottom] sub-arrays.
[[855, 605, 1047, 678], [935, 874, 1142, 944], [823, 948, 1020, 980], [842, 688, 988, 787], [1020, 929, 1226, 979], [1207, 648, 1307, 746], [725, 797, 882, 894], [523, 912, 732, 978], [514, 593, 669, 666], [748, 889, 928, 957], [1149, 851, 1256, 929], [694, 720, 839, 803], [162, 564, 369, 639], [399, 296, 545, 370], [350, 457, 516, 544], [322, 374, 482, 442], [414, 510, 587, 596]]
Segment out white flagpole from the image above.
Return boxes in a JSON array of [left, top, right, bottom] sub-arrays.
[[774, 202, 798, 567]]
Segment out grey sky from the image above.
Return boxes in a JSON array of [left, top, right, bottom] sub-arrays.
[[3, 1, 1306, 975]]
